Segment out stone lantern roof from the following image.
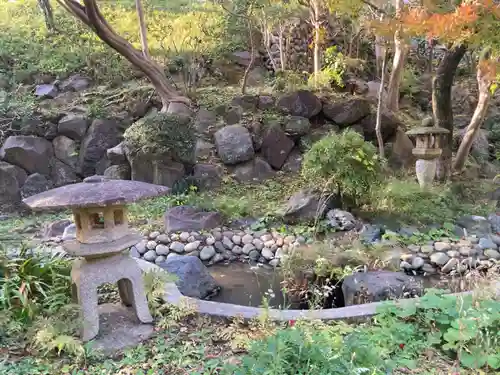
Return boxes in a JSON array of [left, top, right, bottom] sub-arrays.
[[406, 127, 449, 136], [23, 176, 170, 211]]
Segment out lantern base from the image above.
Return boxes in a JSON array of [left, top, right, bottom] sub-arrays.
[[415, 159, 437, 189]]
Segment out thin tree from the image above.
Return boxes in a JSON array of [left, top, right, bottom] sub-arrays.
[[453, 48, 496, 171], [38, 0, 56, 32], [135, 0, 150, 58], [375, 28, 387, 158], [56, 0, 189, 110]]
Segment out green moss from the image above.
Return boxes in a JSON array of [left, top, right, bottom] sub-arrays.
[[123, 112, 196, 164]]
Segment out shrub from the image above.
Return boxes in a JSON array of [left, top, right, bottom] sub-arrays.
[[302, 130, 383, 206], [123, 112, 196, 164], [0, 245, 72, 322]]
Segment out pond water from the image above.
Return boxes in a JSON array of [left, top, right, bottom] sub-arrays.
[[207, 263, 471, 309], [208, 263, 289, 308]]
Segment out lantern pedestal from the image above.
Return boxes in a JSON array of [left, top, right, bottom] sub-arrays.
[[415, 159, 437, 189], [406, 127, 449, 189]]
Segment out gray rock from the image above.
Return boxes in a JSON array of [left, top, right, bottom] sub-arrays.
[[282, 188, 335, 224], [484, 249, 500, 260], [447, 250, 460, 258], [222, 236, 234, 250], [214, 241, 225, 253], [155, 255, 167, 264], [130, 247, 141, 258], [231, 95, 258, 111], [233, 157, 274, 183], [212, 253, 224, 264], [411, 257, 425, 269], [157, 234, 170, 244], [193, 164, 223, 190], [104, 164, 131, 180], [164, 206, 223, 233], [185, 241, 201, 252], [430, 252, 450, 266], [179, 232, 190, 241], [158, 256, 219, 299], [400, 261, 412, 270], [193, 109, 216, 133], [232, 235, 242, 245], [20, 173, 52, 199], [491, 234, 500, 246], [146, 241, 157, 250], [261, 248, 274, 260], [155, 244, 169, 256], [281, 149, 303, 173], [0, 136, 54, 175], [407, 244, 420, 252], [434, 242, 452, 252], [322, 98, 370, 125], [456, 215, 491, 237], [284, 116, 311, 136], [459, 247, 474, 256], [326, 209, 357, 231], [200, 246, 216, 261], [258, 95, 274, 110], [0, 162, 22, 211], [277, 90, 322, 118], [441, 258, 459, 273], [170, 241, 185, 253], [143, 250, 157, 262], [107, 143, 127, 165], [224, 105, 243, 125], [260, 126, 294, 169], [253, 239, 264, 250], [478, 237, 497, 250], [58, 114, 90, 140], [360, 224, 383, 243], [53, 135, 79, 169], [249, 249, 260, 260], [215, 125, 254, 165], [421, 245, 434, 254], [421, 263, 437, 275], [242, 243, 256, 254], [342, 271, 423, 306], [59, 74, 91, 92], [269, 258, 280, 267], [61, 223, 76, 241], [43, 219, 72, 239], [241, 234, 254, 244], [35, 84, 58, 98], [166, 102, 193, 118], [488, 213, 500, 234], [231, 245, 243, 255], [79, 119, 121, 177]]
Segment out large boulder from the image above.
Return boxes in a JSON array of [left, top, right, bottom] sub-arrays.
[[277, 90, 322, 118], [21, 173, 52, 199], [322, 98, 371, 125], [106, 142, 127, 165], [127, 151, 185, 188], [104, 164, 131, 180], [79, 119, 121, 177], [214, 125, 254, 165], [194, 109, 217, 134], [164, 205, 223, 233], [284, 116, 311, 136], [0, 161, 28, 187], [52, 135, 78, 169], [282, 188, 338, 223], [456, 215, 491, 237], [166, 102, 194, 118], [57, 114, 90, 140], [357, 112, 401, 142], [157, 256, 220, 299], [59, 74, 91, 92], [231, 95, 258, 111], [50, 159, 79, 187], [0, 135, 53, 175], [0, 162, 22, 211], [35, 84, 58, 98], [260, 126, 294, 169], [193, 163, 223, 190], [233, 157, 274, 183], [342, 271, 423, 306], [281, 149, 303, 173]]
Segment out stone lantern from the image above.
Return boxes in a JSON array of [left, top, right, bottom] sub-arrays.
[[406, 126, 449, 188], [23, 176, 170, 341]]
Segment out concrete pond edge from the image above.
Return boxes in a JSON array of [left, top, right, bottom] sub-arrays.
[[136, 259, 500, 322]]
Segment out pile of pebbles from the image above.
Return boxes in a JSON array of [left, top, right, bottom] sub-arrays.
[[399, 236, 500, 275], [132, 227, 308, 267]]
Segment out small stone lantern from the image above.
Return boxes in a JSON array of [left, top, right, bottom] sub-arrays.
[[23, 176, 170, 341], [406, 126, 449, 188]]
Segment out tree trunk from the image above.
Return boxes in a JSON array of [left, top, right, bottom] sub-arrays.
[[38, 0, 56, 32], [313, 22, 320, 86], [376, 47, 388, 158], [453, 54, 493, 171], [432, 43, 467, 181], [386, 0, 406, 112], [241, 18, 256, 94], [135, 0, 150, 58], [278, 25, 287, 71], [57, 0, 188, 110]]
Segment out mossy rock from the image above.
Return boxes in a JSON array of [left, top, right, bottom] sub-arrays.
[[123, 112, 196, 164]]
